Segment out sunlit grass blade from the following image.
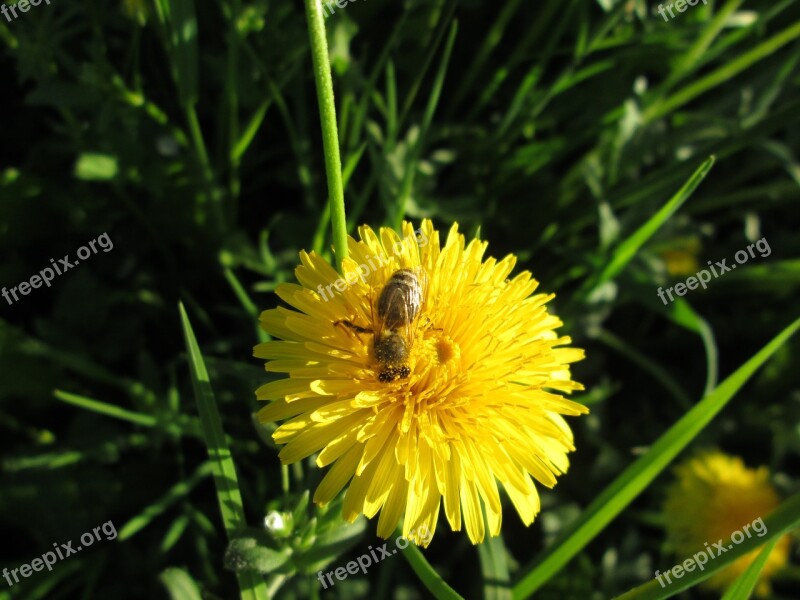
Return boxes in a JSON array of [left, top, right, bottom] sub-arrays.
[[54, 388, 205, 439], [160, 567, 204, 600], [645, 20, 800, 122], [178, 302, 270, 600], [662, 0, 745, 90], [720, 537, 782, 600], [613, 492, 800, 600], [664, 299, 719, 396], [396, 524, 464, 600], [54, 389, 157, 427], [511, 315, 800, 599], [580, 156, 715, 300]]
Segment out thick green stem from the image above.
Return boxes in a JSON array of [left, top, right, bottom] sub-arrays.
[[304, 0, 348, 270]]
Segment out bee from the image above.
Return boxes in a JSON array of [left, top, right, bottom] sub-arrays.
[[334, 268, 425, 382]]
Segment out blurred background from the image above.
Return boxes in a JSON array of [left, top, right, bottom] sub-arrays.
[[1, 0, 799, 598]]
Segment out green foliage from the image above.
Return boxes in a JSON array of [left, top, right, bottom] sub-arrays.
[[1, 0, 799, 598]]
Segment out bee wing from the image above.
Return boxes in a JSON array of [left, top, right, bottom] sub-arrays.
[[376, 282, 417, 348]]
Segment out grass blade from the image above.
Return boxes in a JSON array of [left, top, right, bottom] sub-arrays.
[[720, 537, 782, 600], [118, 462, 213, 540], [54, 389, 157, 427], [178, 302, 270, 600], [582, 156, 715, 299], [511, 315, 800, 599], [614, 492, 800, 600], [392, 21, 458, 228], [645, 20, 800, 122]]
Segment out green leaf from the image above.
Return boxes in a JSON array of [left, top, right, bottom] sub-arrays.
[[74, 153, 118, 181], [160, 567, 203, 600], [225, 536, 293, 574], [512, 315, 800, 599]]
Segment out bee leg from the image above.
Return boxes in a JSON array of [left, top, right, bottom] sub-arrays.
[[333, 319, 373, 337], [420, 316, 443, 333]]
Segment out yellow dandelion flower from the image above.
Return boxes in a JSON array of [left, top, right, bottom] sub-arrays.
[[663, 450, 791, 596], [254, 219, 587, 546]]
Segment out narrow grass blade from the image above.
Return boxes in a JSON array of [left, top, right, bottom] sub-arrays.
[[662, 0, 746, 90], [582, 156, 715, 298], [720, 537, 782, 600], [449, 0, 523, 112], [179, 302, 270, 600], [664, 299, 718, 396], [118, 462, 213, 540], [645, 20, 800, 122], [614, 492, 800, 600], [233, 98, 272, 162], [511, 315, 800, 599], [397, 0, 456, 129], [54, 389, 204, 439], [154, 0, 198, 108], [54, 389, 157, 427]]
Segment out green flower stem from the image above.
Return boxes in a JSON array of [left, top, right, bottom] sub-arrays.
[[304, 0, 348, 270], [396, 525, 465, 600]]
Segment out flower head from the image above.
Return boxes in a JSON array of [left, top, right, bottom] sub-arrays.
[[663, 450, 791, 595], [255, 220, 587, 546]]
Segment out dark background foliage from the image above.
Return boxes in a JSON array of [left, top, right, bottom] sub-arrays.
[[1, 0, 799, 598]]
